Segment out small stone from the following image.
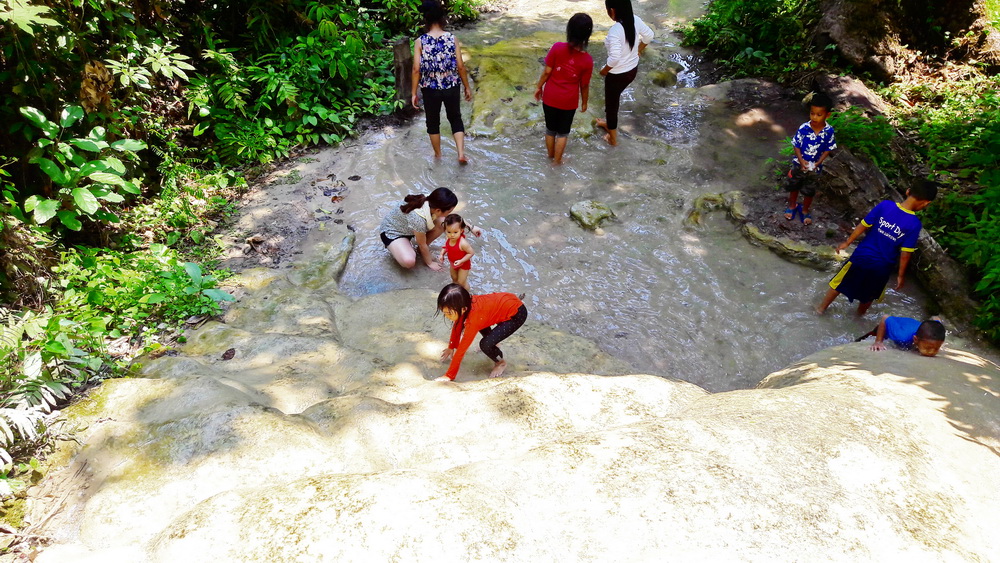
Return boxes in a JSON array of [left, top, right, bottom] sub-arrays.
[[570, 200, 615, 230], [221, 348, 236, 361], [348, 175, 361, 181]]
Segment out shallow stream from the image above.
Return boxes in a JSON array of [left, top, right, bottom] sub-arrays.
[[331, 0, 937, 391]]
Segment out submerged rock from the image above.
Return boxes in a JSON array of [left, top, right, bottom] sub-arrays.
[[570, 200, 615, 230]]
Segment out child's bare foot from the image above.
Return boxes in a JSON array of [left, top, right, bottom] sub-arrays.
[[489, 359, 507, 378], [434, 375, 453, 382], [595, 118, 609, 131]]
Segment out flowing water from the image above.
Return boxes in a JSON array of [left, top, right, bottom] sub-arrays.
[[330, 0, 939, 392]]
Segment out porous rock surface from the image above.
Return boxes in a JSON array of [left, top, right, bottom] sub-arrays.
[[25, 234, 1000, 561]]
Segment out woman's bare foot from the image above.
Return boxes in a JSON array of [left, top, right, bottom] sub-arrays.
[[595, 118, 609, 131], [458, 155, 468, 165], [489, 359, 507, 378], [434, 375, 453, 382], [603, 131, 618, 146]]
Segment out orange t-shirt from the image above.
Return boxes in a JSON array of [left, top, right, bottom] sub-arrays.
[[445, 292, 523, 380]]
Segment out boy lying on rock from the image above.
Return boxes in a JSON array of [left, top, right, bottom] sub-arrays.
[[856, 315, 946, 356]]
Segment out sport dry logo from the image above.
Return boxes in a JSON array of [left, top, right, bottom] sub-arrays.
[[877, 217, 904, 241]]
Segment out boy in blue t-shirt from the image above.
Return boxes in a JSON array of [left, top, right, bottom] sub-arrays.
[[783, 92, 837, 226], [857, 315, 946, 356], [816, 180, 938, 316]]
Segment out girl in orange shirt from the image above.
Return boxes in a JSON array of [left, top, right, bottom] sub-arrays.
[[435, 284, 527, 381]]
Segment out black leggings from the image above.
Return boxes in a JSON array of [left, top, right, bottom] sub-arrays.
[[422, 86, 464, 135], [478, 305, 527, 362], [604, 67, 638, 131]]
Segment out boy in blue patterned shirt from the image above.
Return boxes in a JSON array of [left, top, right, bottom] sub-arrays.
[[783, 93, 837, 226], [817, 180, 938, 316]]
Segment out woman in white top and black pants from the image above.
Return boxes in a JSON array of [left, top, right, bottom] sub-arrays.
[[596, 0, 654, 146]]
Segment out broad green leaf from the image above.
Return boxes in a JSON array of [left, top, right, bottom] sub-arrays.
[[98, 192, 125, 203], [71, 188, 100, 214], [110, 139, 146, 152], [202, 289, 235, 302], [1, 1, 59, 35], [57, 210, 83, 230], [69, 138, 107, 152], [78, 161, 108, 176], [183, 262, 203, 286], [103, 156, 125, 174], [24, 195, 41, 212], [59, 105, 85, 128], [32, 157, 67, 184], [121, 181, 141, 195], [87, 126, 106, 141], [89, 171, 126, 186], [139, 293, 167, 304], [44, 340, 68, 355], [18, 106, 48, 128], [33, 199, 61, 224]]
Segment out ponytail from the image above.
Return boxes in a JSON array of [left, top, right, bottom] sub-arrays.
[[400, 186, 458, 214], [606, 0, 636, 50], [400, 194, 428, 214]]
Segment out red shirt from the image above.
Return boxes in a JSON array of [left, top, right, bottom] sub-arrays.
[[445, 292, 524, 380], [542, 42, 594, 111]]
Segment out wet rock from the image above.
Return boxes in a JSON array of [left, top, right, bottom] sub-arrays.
[[285, 231, 355, 292], [31, 323, 1000, 561], [570, 200, 615, 230], [685, 190, 845, 271]]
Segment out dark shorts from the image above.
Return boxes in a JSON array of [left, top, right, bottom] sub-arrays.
[[543, 104, 576, 137], [783, 166, 820, 197], [829, 259, 892, 304], [380, 232, 413, 248]]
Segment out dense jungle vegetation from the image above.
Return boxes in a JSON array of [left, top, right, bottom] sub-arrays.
[[683, 0, 1000, 343], [0, 0, 477, 497]]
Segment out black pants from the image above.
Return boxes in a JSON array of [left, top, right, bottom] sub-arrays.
[[543, 104, 576, 137], [422, 86, 465, 135], [604, 67, 638, 131], [478, 305, 527, 362]]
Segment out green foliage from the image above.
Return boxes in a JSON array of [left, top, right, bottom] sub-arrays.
[[890, 76, 1000, 341], [682, 0, 822, 79], [0, 0, 59, 35], [828, 107, 897, 173], [19, 105, 145, 231], [54, 244, 234, 335], [187, 1, 402, 164]]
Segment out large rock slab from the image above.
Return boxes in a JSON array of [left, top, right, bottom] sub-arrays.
[[25, 281, 1000, 561]]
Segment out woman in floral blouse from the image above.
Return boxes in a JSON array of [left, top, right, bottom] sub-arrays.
[[411, 0, 473, 163]]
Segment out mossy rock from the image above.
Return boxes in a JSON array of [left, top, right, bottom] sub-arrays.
[[571, 200, 615, 230], [465, 32, 561, 137], [685, 190, 844, 270]]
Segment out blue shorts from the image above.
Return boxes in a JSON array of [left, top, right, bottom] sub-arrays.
[[829, 259, 892, 304]]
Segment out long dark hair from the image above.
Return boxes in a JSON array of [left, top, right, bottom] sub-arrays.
[[419, 0, 447, 29], [606, 0, 636, 50], [437, 283, 472, 332], [400, 187, 458, 214], [567, 13, 593, 51]]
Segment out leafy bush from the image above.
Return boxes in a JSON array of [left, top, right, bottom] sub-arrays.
[[890, 76, 1000, 340], [18, 105, 146, 231], [681, 0, 822, 79], [828, 107, 897, 173], [54, 244, 234, 335]]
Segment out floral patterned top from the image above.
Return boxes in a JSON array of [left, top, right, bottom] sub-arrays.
[[418, 32, 460, 90]]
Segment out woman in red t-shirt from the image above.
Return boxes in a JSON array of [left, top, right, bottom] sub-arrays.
[[533, 13, 594, 165], [435, 284, 527, 381]]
